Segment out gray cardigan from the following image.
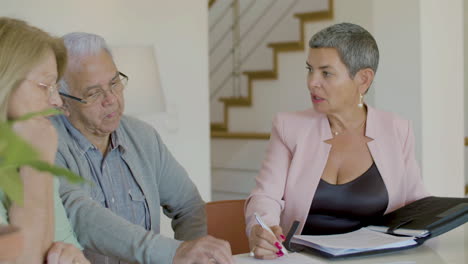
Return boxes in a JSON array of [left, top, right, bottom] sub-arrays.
[[51, 115, 206, 264]]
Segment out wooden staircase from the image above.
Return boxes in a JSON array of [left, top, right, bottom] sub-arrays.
[[211, 0, 334, 139]]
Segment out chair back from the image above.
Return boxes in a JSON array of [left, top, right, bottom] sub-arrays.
[[205, 199, 250, 254]]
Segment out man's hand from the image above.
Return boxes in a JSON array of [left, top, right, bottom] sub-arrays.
[[46, 242, 90, 264], [173, 235, 234, 264]]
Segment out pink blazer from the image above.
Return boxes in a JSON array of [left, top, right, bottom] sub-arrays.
[[245, 106, 429, 236]]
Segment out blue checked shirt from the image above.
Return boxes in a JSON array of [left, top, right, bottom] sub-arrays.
[[63, 117, 150, 263], [53, 114, 206, 264]]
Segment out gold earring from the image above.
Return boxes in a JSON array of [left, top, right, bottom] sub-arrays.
[[358, 93, 364, 108]]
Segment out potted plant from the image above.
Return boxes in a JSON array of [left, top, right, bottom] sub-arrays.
[[0, 109, 82, 262]]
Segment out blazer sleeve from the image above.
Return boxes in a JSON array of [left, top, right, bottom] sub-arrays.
[[401, 120, 430, 204], [244, 114, 292, 236]]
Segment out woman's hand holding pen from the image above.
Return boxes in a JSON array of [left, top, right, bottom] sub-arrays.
[[248, 225, 286, 259]]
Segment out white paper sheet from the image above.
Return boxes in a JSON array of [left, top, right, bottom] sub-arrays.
[[294, 228, 415, 248], [292, 228, 417, 256]]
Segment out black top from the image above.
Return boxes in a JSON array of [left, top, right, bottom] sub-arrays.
[[301, 162, 389, 235]]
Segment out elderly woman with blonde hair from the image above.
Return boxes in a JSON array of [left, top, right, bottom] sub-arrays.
[[0, 17, 89, 264]]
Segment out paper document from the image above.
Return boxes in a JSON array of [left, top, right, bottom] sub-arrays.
[[292, 228, 417, 256], [234, 252, 325, 264]]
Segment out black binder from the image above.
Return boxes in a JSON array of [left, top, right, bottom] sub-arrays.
[[283, 196, 468, 258], [374, 196, 468, 239]]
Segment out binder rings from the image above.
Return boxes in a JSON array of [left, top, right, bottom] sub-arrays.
[[283, 196, 468, 258]]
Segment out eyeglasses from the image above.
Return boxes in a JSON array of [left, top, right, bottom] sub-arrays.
[[59, 71, 128, 104], [26, 80, 60, 99]]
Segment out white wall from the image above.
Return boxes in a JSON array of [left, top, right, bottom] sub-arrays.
[[464, 0, 468, 190], [372, 0, 422, 162], [372, 0, 465, 196], [419, 0, 465, 196], [1, 0, 210, 236]]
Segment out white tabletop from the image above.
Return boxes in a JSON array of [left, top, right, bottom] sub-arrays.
[[234, 225, 467, 264]]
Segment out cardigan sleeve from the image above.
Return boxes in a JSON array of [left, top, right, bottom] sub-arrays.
[[154, 128, 207, 241], [244, 114, 292, 236], [57, 152, 182, 264]]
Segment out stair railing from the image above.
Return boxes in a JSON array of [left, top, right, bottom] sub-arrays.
[[209, 0, 299, 101]]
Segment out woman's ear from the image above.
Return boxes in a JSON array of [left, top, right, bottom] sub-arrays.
[[355, 68, 375, 94]]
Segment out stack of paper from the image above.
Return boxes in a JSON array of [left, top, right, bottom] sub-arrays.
[[291, 228, 417, 256]]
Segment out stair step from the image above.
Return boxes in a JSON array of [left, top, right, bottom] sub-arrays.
[[242, 70, 277, 79], [294, 10, 333, 22], [268, 41, 303, 51], [219, 97, 251, 106], [210, 1, 334, 139], [211, 131, 270, 140], [211, 122, 227, 132], [208, 0, 216, 8]]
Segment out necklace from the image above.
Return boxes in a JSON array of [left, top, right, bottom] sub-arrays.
[[331, 118, 367, 137]]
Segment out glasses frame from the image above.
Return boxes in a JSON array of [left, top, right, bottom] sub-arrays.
[[59, 71, 128, 104], [25, 79, 60, 99]]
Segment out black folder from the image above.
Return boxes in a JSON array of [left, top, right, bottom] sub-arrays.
[[374, 196, 468, 239], [283, 196, 468, 258]]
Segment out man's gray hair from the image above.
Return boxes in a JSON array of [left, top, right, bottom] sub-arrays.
[[309, 23, 379, 78], [59, 32, 113, 93]]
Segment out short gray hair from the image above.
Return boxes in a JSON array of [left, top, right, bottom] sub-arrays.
[[59, 32, 113, 93], [309, 23, 379, 78]]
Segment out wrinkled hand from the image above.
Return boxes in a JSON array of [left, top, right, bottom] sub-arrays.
[[12, 117, 58, 164], [46, 242, 90, 264], [173, 235, 234, 264], [249, 224, 285, 259]]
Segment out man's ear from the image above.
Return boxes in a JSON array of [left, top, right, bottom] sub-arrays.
[[355, 68, 374, 94]]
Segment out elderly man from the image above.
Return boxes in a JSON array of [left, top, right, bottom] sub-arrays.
[[51, 32, 233, 264]]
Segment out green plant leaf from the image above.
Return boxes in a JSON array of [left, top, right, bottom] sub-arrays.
[[0, 168, 23, 205], [0, 122, 39, 164], [0, 109, 85, 204], [9, 108, 62, 123], [25, 160, 84, 184]]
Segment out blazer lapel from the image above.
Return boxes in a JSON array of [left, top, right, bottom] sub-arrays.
[[365, 106, 395, 214], [283, 112, 332, 234]]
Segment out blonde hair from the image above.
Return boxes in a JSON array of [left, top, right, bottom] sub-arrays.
[[0, 17, 67, 121]]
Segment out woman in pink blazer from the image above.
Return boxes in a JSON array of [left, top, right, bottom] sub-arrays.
[[245, 23, 428, 260]]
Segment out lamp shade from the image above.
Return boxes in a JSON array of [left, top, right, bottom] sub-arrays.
[[111, 46, 166, 116]]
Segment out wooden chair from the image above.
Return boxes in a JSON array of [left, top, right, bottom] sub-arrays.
[[205, 199, 250, 254]]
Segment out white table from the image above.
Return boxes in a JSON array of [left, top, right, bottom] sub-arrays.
[[235, 225, 467, 264]]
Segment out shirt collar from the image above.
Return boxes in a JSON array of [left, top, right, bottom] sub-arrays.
[[111, 125, 127, 153], [60, 115, 126, 154]]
